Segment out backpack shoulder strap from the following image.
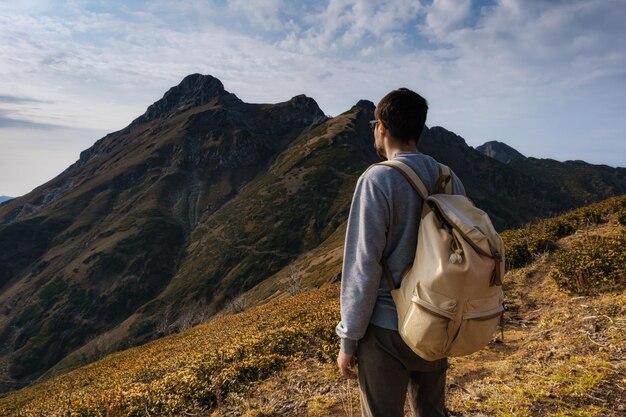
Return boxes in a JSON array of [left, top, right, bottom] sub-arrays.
[[377, 160, 428, 291], [435, 163, 455, 194], [377, 160, 429, 200]]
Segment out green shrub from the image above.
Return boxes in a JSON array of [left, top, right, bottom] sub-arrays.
[[501, 228, 559, 270], [550, 234, 626, 295], [502, 195, 626, 270], [541, 218, 575, 239]]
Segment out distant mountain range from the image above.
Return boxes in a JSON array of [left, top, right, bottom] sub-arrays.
[[0, 74, 624, 393], [0, 196, 13, 205]]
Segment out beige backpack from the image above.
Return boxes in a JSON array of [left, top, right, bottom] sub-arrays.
[[379, 160, 505, 361]]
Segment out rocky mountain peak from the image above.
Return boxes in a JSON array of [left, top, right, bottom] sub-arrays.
[[287, 94, 324, 116], [426, 126, 470, 149], [132, 74, 241, 125], [476, 140, 526, 163], [353, 99, 375, 112]]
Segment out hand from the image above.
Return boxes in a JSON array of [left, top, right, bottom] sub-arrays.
[[337, 351, 357, 379]]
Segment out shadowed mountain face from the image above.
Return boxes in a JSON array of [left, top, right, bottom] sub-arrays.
[[0, 74, 624, 393], [419, 129, 625, 230]]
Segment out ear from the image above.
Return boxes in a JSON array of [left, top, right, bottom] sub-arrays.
[[378, 121, 389, 140]]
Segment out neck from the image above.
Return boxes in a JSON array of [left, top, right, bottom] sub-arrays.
[[384, 141, 417, 160]]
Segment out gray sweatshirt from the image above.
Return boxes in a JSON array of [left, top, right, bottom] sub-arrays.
[[335, 151, 466, 354]]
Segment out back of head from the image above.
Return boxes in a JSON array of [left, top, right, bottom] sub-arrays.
[[375, 88, 428, 145]]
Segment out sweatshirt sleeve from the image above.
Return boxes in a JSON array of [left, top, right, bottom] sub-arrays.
[[335, 170, 390, 354]]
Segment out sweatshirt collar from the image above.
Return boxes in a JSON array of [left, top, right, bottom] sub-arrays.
[[393, 151, 422, 158]]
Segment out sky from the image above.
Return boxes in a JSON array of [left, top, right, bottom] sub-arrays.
[[0, 0, 625, 197]]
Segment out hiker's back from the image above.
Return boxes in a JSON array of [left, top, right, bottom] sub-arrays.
[[378, 158, 505, 361], [361, 152, 466, 332]]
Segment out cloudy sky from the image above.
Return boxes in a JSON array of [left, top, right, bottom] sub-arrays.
[[1, 0, 625, 197]]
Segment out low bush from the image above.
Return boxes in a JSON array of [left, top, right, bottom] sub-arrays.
[[550, 234, 626, 295], [502, 195, 625, 270]]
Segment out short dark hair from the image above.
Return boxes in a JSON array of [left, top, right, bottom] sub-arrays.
[[375, 88, 428, 144]]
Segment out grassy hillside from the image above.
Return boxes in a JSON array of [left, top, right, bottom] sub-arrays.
[[1, 196, 624, 416]]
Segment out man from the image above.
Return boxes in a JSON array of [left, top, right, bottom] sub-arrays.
[[336, 88, 465, 417]]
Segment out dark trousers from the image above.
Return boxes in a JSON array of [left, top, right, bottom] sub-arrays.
[[356, 324, 448, 417]]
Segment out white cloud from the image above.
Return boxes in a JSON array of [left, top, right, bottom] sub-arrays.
[[279, 0, 423, 55], [227, 0, 286, 31], [424, 0, 472, 35], [414, 1, 626, 109]]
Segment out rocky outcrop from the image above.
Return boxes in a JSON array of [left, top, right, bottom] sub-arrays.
[[476, 140, 526, 163], [132, 74, 242, 126]]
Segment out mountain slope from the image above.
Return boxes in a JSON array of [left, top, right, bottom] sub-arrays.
[[419, 127, 625, 229], [126, 101, 379, 336], [508, 157, 626, 203], [1, 196, 623, 416], [43, 101, 379, 379]]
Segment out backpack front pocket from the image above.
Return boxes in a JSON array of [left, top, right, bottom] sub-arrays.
[[447, 294, 503, 357], [398, 285, 457, 361]]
